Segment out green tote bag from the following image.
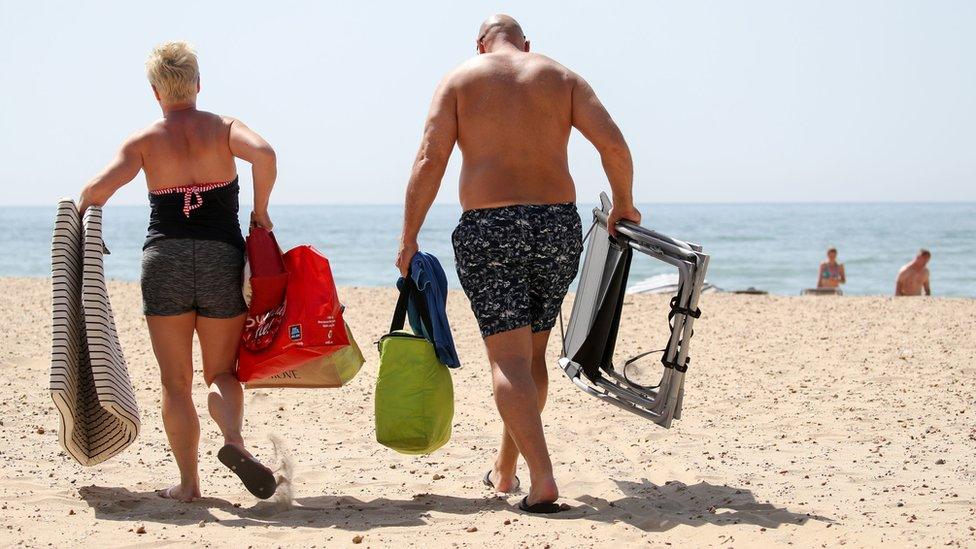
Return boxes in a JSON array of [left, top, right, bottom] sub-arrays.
[[375, 279, 454, 454]]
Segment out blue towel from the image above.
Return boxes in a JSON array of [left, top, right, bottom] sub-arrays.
[[398, 252, 461, 368]]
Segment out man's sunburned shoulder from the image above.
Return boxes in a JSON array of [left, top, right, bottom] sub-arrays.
[[446, 56, 494, 81], [449, 52, 578, 83]]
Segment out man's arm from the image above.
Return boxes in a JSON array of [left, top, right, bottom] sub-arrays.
[[77, 135, 143, 213], [395, 77, 458, 275], [228, 118, 277, 229], [924, 270, 931, 296], [570, 74, 640, 235], [895, 270, 905, 296]]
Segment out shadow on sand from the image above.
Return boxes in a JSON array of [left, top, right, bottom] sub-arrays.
[[79, 478, 831, 532], [79, 485, 510, 530], [574, 478, 833, 532]]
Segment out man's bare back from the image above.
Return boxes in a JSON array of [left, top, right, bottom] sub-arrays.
[[397, 15, 639, 271], [450, 51, 577, 209]]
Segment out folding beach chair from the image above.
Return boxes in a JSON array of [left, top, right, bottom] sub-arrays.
[[558, 193, 710, 428]]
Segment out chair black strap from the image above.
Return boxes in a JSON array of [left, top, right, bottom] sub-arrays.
[[661, 354, 691, 373], [622, 348, 665, 389], [668, 295, 701, 320], [623, 349, 663, 367], [658, 291, 698, 373]]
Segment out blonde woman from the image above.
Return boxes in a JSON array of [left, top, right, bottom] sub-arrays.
[[78, 41, 277, 502]]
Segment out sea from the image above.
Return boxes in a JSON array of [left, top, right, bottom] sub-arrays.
[[1, 202, 973, 297]]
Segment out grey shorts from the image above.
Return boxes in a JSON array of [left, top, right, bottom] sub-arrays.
[[452, 203, 583, 338], [141, 239, 247, 318]]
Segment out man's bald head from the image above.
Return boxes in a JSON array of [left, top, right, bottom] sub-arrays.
[[477, 14, 529, 53]]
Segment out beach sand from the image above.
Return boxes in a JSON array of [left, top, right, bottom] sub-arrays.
[[1, 277, 974, 547]]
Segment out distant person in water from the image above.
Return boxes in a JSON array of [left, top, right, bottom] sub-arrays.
[[817, 247, 846, 290], [77, 41, 278, 502], [895, 249, 931, 296]]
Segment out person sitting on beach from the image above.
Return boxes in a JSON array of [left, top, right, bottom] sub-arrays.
[[895, 249, 931, 296], [817, 247, 846, 289], [77, 41, 278, 502], [395, 14, 640, 514]]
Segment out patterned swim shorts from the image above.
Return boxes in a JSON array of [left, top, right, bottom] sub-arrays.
[[452, 203, 583, 338]]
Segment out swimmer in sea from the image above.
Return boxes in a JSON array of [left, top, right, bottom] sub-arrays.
[[817, 247, 846, 290], [895, 249, 932, 296]]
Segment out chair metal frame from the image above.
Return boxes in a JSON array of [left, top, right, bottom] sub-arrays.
[[558, 193, 710, 428]]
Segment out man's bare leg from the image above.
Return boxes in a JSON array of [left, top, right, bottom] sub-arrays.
[[489, 330, 551, 493], [484, 327, 558, 505], [146, 313, 201, 503], [196, 314, 248, 451]]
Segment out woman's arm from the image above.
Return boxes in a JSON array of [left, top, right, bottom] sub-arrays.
[[78, 135, 143, 213], [839, 264, 846, 284], [228, 118, 276, 229]]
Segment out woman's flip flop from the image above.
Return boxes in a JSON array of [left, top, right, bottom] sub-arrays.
[[483, 469, 521, 493], [217, 444, 277, 500], [518, 496, 568, 514]]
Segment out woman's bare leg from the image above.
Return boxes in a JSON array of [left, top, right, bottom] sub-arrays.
[[197, 313, 277, 498], [195, 313, 248, 449], [146, 312, 201, 502]]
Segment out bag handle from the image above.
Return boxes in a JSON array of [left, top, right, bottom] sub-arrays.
[[390, 280, 411, 332], [390, 275, 435, 336]]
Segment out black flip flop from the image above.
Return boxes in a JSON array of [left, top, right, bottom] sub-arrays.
[[217, 444, 277, 500], [483, 469, 521, 493], [518, 496, 567, 514]]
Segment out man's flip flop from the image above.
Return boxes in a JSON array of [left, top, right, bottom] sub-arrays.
[[518, 496, 567, 514], [217, 444, 277, 500], [483, 469, 521, 493]]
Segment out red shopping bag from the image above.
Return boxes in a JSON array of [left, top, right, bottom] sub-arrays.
[[237, 245, 350, 382], [241, 302, 286, 352], [245, 228, 288, 315]]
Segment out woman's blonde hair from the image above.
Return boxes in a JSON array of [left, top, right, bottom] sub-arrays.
[[145, 41, 199, 103]]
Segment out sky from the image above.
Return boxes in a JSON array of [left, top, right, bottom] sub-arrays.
[[0, 0, 973, 206]]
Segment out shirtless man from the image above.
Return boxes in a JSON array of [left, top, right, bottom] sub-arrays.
[[817, 247, 846, 289], [895, 249, 931, 296], [395, 14, 640, 514]]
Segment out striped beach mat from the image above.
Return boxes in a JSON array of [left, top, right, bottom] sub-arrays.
[[50, 200, 140, 466]]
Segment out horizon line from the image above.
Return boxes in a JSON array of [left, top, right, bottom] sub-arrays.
[[2, 200, 975, 208]]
